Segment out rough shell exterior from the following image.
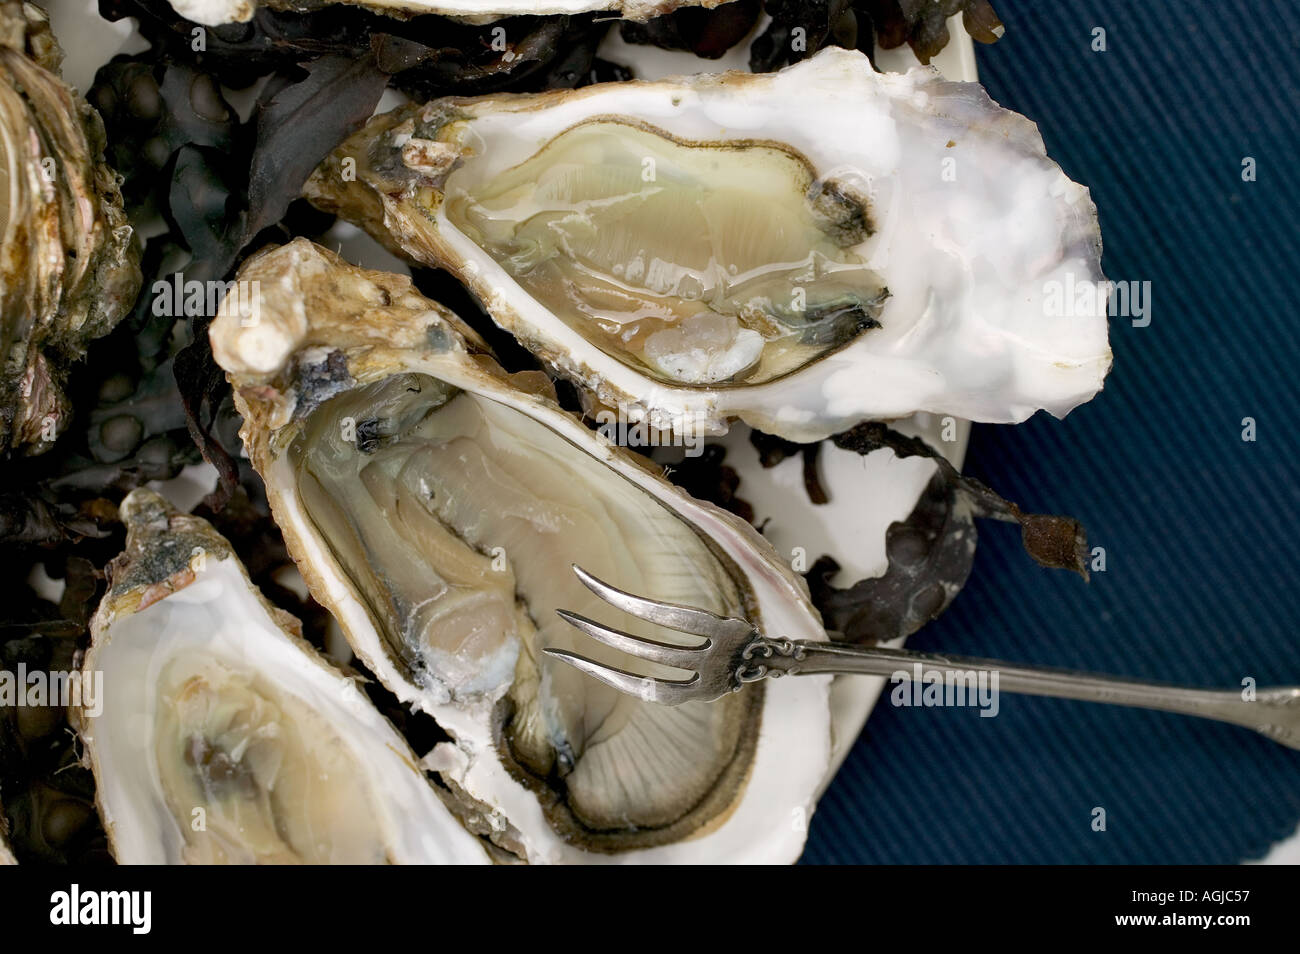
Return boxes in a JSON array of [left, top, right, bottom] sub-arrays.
[[0, 0, 140, 455]]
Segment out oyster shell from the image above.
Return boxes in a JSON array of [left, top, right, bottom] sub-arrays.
[[166, 0, 727, 28], [76, 487, 490, 864], [0, 0, 141, 455], [307, 47, 1111, 442], [211, 239, 833, 862], [0, 801, 14, 864]]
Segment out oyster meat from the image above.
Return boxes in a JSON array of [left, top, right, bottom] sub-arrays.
[[308, 46, 1111, 442], [211, 239, 833, 862], [0, 0, 141, 455], [76, 488, 490, 864]]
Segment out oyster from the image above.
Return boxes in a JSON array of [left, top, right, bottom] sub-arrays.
[[308, 47, 1111, 442], [0, 0, 141, 455], [166, 0, 726, 28], [0, 801, 14, 864], [76, 487, 490, 864], [211, 239, 832, 862]]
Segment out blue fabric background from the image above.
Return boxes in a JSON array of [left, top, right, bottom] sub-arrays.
[[802, 0, 1300, 863]]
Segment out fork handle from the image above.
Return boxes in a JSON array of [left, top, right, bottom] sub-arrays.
[[752, 640, 1300, 749]]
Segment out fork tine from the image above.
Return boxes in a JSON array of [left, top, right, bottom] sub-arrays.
[[542, 649, 699, 705], [570, 565, 754, 641], [554, 609, 707, 670]]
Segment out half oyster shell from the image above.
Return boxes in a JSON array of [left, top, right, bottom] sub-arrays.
[[76, 487, 490, 864], [0, 0, 141, 455], [308, 47, 1111, 442], [211, 239, 833, 862]]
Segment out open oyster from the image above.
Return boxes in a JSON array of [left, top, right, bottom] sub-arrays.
[[308, 47, 1111, 442], [76, 487, 490, 864], [211, 239, 832, 862], [0, 0, 140, 455]]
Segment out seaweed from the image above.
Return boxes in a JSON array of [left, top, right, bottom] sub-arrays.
[[748, 421, 1088, 645], [829, 422, 1089, 578]]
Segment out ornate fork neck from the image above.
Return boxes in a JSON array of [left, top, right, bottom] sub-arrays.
[[736, 636, 809, 688]]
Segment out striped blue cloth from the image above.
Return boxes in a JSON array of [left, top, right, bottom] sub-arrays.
[[802, 0, 1300, 863]]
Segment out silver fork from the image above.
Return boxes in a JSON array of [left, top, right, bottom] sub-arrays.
[[546, 565, 1300, 750]]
